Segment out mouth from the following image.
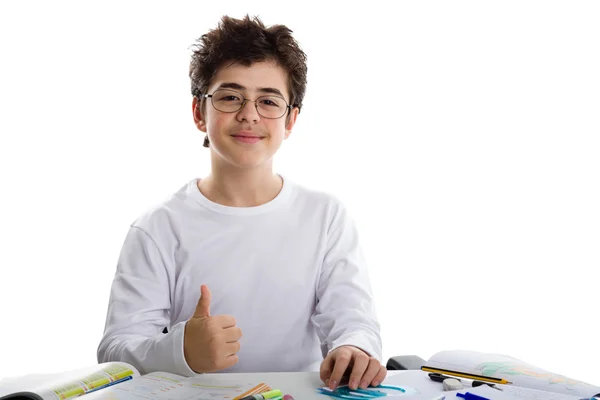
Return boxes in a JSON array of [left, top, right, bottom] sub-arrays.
[[231, 134, 265, 143], [231, 134, 264, 138]]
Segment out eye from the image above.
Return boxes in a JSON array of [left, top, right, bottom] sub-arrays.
[[259, 97, 282, 107], [218, 95, 241, 102], [213, 89, 243, 102]]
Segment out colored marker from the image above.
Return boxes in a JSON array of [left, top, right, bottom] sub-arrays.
[[259, 389, 283, 399], [456, 392, 490, 400], [239, 391, 282, 400]]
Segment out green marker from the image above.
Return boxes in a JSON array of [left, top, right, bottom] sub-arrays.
[[239, 389, 283, 400], [260, 389, 283, 399]]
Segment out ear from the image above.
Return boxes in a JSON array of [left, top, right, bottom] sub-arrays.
[[192, 96, 207, 133], [284, 107, 300, 140]]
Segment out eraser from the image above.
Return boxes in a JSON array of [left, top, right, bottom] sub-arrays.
[[443, 378, 464, 391]]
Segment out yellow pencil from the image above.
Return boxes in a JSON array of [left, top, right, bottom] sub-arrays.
[[421, 367, 512, 385]]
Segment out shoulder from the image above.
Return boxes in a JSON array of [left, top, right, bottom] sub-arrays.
[[287, 178, 344, 208], [129, 179, 198, 235], [284, 177, 351, 223]]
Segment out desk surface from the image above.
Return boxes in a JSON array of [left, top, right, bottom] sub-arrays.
[[190, 370, 547, 400], [0, 369, 508, 400], [192, 370, 435, 400]]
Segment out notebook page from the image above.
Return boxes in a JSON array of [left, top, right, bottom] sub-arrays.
[[84, 372, 264, 400], [426, 350, 600, 398]]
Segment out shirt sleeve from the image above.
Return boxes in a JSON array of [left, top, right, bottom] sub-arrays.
[[97, 226, 197, 377], [312, 202, 383, 362]]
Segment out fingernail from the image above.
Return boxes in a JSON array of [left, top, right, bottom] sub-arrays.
[[360, 380, 369, 388], [350, 379, 358, 389], [372, 380, 380, 387], [330, 380, 337, 389], [325, 379, 329, 386]]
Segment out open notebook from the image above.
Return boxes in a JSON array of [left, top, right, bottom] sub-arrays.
[[0, 362, 271, 400], [422, 350, 600, 399]]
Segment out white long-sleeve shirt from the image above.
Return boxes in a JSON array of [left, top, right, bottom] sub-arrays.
[[97, 175, 382, 376]]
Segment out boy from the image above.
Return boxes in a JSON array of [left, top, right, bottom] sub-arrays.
[[97, 15, 386, 391]]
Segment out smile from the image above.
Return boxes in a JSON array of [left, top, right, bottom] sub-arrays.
[[231, 135, 264, 143]]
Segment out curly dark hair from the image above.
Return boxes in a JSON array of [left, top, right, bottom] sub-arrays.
[[189, 15, 308, 147]]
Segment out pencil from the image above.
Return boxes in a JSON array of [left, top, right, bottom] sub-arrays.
[[421, 367, 512, 385]]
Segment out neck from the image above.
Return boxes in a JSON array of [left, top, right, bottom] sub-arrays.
[[198, 163, 283, 207]]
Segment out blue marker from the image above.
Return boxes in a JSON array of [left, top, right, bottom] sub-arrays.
[[456, 392, 490, 400]]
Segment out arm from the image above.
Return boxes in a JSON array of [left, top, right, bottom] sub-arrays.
[[97, 226, 196, 376], [312, 202, 383, 362]]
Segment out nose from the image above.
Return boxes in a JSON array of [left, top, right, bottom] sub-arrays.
[[236, 99, 260, 123]]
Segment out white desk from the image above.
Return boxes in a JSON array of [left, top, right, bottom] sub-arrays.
[[0, 369, 518, 399], [189, 370, 444, 399]]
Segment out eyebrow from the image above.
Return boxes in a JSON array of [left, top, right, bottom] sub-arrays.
[[217, 82, 285, 98]]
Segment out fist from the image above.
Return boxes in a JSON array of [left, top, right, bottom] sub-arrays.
[[183, 285, 242, 373]]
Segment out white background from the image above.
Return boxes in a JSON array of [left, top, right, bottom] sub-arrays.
[[1, 0, 599, 386]]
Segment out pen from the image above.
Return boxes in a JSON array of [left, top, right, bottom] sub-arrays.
[[422, 366, 512, 385], [428, 373, 504, 391], [456, 392, 490, 400]]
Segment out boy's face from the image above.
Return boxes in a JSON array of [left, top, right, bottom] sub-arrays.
[[193, 60, 299, 170]]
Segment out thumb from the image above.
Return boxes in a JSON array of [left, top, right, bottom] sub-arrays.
[[193, 284, 211, 318], [320, 353, 334, 384]]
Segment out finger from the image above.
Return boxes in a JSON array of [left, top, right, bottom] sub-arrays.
[[224, 341, 241, 356], [348, 352, 370, 390], [320, 355, 334, 385], [372, 365, 388, 387], [213, 314, 237, 328], [359, 359, 383, 389], [329, 351, 352, 390], [193, 285, 211, 318], [221, 354, 239, 370], [222, 327, 243, 342]]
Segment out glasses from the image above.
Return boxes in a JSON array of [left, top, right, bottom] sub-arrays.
[[201, 89, 293, 119]]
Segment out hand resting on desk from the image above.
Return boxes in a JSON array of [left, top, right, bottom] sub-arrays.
[[320, 345, 387, 392], [183, 284, 243, 373]]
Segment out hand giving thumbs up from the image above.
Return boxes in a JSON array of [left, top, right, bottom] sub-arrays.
[[183, 285, 242, 373]]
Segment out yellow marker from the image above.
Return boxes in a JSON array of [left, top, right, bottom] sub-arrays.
[[421, 367, 512, 385], [260, 389, 283, 399]]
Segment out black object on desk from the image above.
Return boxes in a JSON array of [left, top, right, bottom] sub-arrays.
[[385, 355, 426, 370], [428, 373, 502, 391]]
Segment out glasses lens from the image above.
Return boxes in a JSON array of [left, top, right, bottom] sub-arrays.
[[256, 96, 288, 118], [211, 89, 244, 112]]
